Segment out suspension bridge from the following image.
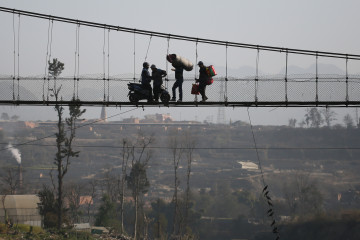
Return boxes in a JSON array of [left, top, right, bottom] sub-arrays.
[[1, 6, 360, 108]]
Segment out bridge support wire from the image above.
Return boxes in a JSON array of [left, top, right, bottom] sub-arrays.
[[346, 56, 349, 103], [315, 53, 319, 103], [255, 48, 259, 103], [12, 12, 16, 101], [16, 14, 21, 101], [247, 108, 280, 239], [285, 50, 288, 103], [74, 23, 80, 99], [224, 43, 228, 103], [194, 40, 199, 103], [165, 35, 170, 90]]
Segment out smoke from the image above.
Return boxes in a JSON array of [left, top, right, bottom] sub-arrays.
[[7, 143, 21, 164]]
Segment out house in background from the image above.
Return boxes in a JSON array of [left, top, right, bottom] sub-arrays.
[[0, 195, 41, 227]]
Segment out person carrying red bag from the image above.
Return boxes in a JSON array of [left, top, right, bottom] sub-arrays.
[[196, 61, 210, 102]]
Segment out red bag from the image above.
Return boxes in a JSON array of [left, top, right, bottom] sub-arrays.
[[206, 78, 214, 85], [191, 83, 199, 95]]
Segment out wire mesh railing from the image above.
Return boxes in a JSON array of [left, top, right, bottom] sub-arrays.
[[0, 73, 359, 106]]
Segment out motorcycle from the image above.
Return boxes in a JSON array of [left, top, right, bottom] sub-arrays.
[[127, 82, 171, 104]]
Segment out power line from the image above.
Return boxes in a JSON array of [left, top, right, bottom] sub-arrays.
[[0, 106, 139, 152], [2, 142, 359, 151]]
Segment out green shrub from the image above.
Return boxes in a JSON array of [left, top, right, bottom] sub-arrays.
[[0, 223, 7, 234]]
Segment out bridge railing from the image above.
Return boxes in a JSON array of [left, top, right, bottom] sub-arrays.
[[0, 74, 359, 106]]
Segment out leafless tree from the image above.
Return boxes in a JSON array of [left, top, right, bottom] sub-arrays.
[[64, 182, 84, 224], [0, 168, 20, 195], [169, 132, 185, 238], [101, 166, 118, 202], [118, 138, 133, 233], [343, 113, 355, 129], [0, 168, 20, 229], [305, 107, 324, 128], [288, 118, 297, 128], [84, 179, 97, 224], [283, 172, 323, 218], [183, 131, 196, 235], [321, 107, 337, 127], [126, 133, 154, 240]]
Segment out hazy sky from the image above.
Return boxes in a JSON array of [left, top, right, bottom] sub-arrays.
[[0, 0, 359, 125]]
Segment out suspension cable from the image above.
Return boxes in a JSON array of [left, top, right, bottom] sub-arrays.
[[194, 39, 199, 102], [107, 28, 110, 102], [285, 50, 288, 103], [225, 43, 228, 102], [346, 55, 349, 102], [103, 27, 106, 101], [76, 24, 80, 99], [47, 19, 53, 101], [17, 14, 20, 100], [74, 23, 79, 98], [255, 48, 259, 102], [316, 53, 319, 103], [43, 19, 51, 101], [144, 34, 152, 62], [165, 35, 170, 90], [12, 12, 16, 101], [133, 29, 136, 82], [1, 7, 359, 60]]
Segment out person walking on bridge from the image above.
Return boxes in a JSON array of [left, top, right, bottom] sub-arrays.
[[170, 65, 184, 102], [196, 61, 209, 102]]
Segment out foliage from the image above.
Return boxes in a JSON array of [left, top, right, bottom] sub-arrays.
[[48, 58, 64, 78], [126, 162, 150, 199], [37, 185, 58, 229], [51, 91, 85, 229], [95, 194, 118, 228]]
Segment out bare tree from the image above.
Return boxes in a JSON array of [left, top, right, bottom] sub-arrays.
[[83, 179, 97, 224], [126, 133, 154, 240], [321, 108, 337, 127], [183, 131, 196, 235], [343, 113, 354, 129], [305, 108, 323, 128], [0, 168, 20, 195], [283, 172, 323, 218], [288, 118, 297, 128], [64, 182, 84, 224], [118, 138, 133, 233], [169, 132, 184, 238]]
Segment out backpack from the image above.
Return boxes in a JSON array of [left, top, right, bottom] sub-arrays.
[[205, 65, 216, 85], [206, 65, 217, 77]]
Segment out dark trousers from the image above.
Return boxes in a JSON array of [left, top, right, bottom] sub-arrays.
[[153, 84, 161, 101], [142, 83, 153, 101], [172, 79, 183, 100], [199, 82, 207, 100]]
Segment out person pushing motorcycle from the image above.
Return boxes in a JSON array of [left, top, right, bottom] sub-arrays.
[[150, 64, 167, 102], [141, 62, 153, 102]]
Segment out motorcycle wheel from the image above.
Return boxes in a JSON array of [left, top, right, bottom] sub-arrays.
[[129, 93, 139, 103], [160, 92, 171, 104]]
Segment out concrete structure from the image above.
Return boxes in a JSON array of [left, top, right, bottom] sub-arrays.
[[0, 195, 41, 226]]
